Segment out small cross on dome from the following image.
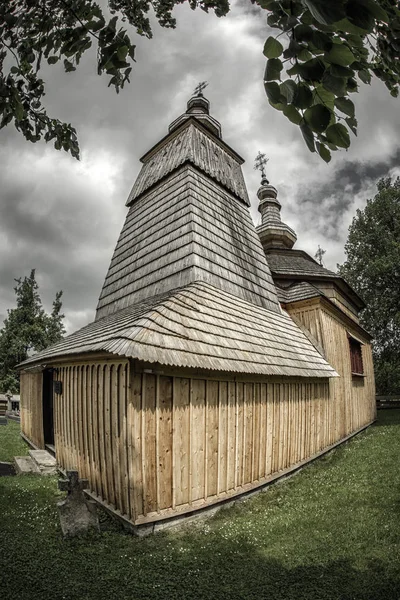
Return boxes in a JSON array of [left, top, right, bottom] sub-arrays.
[[194, 81, 208, 97], [254, 151, 269, 184]]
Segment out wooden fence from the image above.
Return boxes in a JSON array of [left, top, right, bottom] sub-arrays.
[[376, 395, 400, 409]]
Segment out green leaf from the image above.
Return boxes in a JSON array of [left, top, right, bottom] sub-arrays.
[[300, 121, 316, 152], [63, 59, 76, 72], [358, 69, 371, 84], [15, 99, 24, 121], [346, 0, 376, 31], [334, 17, 370, 34], [298, 58, 325, 81], [326, 123, 351, 148], [312, 30, 333, 51], [303, 0, 346, 25], [316, 142, 332, 162], [330, 64, 354, 77], [293, 83, 313, 109], [117, 45, 129, 61], [263, 36, 284, 59], [347, 77, 358, 92], [347, 34, 365, 48], [287, 63, 300, 76], [47, 56, 59, 65], [304, 104, 332, 133], [345, 116, 358, 135], [313, 85, 335, 110], [322, 72, 347, 95], [334, 97, 355, 117], [297, 48, 313, 62], [268, 101, 287, 112], [282, 104, 302, 125], [355, 0, 388, 23], [280, 80, 297, 103], [264, 81, 281, 104], [325, 42, 356, 66], [294, 24, 314, 42], [265, 58, 283, 81]]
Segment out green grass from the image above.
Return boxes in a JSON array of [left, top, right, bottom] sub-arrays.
[[1, 411, 400, 600], [0, 419, 29, 462]]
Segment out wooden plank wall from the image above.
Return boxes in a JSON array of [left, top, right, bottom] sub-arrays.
[[46, 335, 375, 527], [287, 303, 376, 441], [54, 361, 131, 518], [20, 371, 44, 449], [130, 374, 330, 524]]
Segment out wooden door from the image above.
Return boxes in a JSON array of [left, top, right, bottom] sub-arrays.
[[42, 369, 54, 445]]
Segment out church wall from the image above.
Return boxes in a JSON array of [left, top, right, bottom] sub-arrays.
[[20, 370, 44, 449], [20, 344, 374, 529], [286, 301, 376, 440]]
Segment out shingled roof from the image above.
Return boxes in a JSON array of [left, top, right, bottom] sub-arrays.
[[276, 281, 324, 304], [20, 282, 337, 378], [266, 249, 338, 279]]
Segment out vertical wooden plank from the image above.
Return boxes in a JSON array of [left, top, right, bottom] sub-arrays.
[[97, 365, 106, 499], [174, 377, 190, 506], [243, 383, 253, 485], [206, 380, 219, 497], [253, 383, 260, 481], [104, 364, 114, 506], [119, 364, 130, 517], [191, 378, 206, 502], [259, 383, 267, 481], [227, 381, 236, 491], [131, 371, 143, 519], [111, 364, 121, 512], [144, 373, 157, 514], [67, 367, 73, 470], [94, 365, 102, 497], [81, 366, 88, 480], [77, 366, 84, 477], [272, 384, 280, 473], [158, 376, 173, 509], [218, 380, 228, 495], [266, 383, 273, 477], [72, 365, 79, 470], [86, 365, 95, 493]]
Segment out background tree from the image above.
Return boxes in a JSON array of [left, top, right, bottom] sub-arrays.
[[0, 270, 65, 393], [1, 0, 399, 160], [338, 177, 400, 394]]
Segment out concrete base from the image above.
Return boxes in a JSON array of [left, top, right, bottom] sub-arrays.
[[14, 456, 40, 475], [29, 450, 57, 475]]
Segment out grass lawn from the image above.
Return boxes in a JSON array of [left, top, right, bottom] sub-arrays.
[[1, 411, 400, 600], [0, 419, 29, 462]]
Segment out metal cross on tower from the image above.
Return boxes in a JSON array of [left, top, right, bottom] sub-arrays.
[[254, 151, 269, 184], [315, 245, 326, 266], [194, 81, 208, 97]]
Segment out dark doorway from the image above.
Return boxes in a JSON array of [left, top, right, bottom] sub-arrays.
[[42, 369, 54, 446]]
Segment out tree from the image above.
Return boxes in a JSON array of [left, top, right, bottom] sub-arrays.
[[338, 177, 400, 394], [0, 270, 65, 393], [1, 0, 399, 160]]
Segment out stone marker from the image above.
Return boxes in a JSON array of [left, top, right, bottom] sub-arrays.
[[57, 470, 99, 538]]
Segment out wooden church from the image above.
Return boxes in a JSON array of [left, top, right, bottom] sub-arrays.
[[19, 90, 376, 533]]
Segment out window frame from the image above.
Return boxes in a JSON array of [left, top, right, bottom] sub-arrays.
[[347, 334, 364, 377]]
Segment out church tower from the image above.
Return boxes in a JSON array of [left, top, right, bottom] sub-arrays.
[[96, 90, 281, 320]]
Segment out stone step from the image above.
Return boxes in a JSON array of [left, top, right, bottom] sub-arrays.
[[29, 449, 57, 476], [14, 456, 40, 475]]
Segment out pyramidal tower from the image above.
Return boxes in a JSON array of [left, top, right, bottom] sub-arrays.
[[95, 90, 281, 320]]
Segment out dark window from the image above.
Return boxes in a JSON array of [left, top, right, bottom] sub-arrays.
[[349, 336, 364, 375]]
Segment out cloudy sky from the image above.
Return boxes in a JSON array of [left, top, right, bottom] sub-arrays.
[[1, 1, 399, 334]]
